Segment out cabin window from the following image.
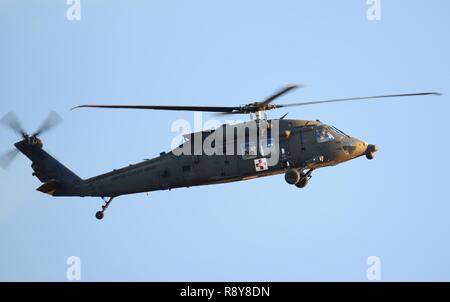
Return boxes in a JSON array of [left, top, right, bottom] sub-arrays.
[[315, 127, 335, 143], [241, 142, 257, 160], [260, 138, 275, 156]]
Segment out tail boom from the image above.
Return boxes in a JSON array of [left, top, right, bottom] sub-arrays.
[[15, 138, 84, 196]]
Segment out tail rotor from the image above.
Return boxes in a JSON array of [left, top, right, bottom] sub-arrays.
[[33, 111, 63, 137], [0, 149, 20, 170], [0, 111, 63, 170], [0, 111, 27, 138]]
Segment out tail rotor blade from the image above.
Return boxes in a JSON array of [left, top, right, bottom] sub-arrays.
[[0, 112, 27, 138], [34, 111, 63, 136], [0, 149, 19, 170]]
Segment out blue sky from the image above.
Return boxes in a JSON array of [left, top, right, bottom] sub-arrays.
[[0, 0, 449, 281]]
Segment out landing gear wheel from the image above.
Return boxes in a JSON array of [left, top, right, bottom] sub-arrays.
[[95, 197, 115, 220], [366, 152, 374, 160], [95, 211, 104, 220], [285, 169, 300, 185], [295, 177, 309, 188]]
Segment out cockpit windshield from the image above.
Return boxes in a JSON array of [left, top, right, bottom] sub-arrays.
[[330, 126, 348, 137], [315, 126, 335, 143]]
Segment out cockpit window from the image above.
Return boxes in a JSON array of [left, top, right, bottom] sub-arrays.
[[330, 126, 348, 137], [315, 126, 335, 143]]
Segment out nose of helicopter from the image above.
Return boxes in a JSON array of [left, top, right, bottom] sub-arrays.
[[354, 139, 378, 159]]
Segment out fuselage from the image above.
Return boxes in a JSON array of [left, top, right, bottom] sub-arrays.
[[71, 119, 375, 198]]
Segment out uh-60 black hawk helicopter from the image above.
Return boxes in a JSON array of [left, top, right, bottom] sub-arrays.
[[0, 85, 441, 220]]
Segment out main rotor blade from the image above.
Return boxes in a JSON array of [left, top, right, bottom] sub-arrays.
[[34, 111, 63, 136], [277, 92, 441, 109], [0, 112, 27, 137], [259, 84, 302, 106], [72, 104, 242, 113], [0, 149, 19, 170]]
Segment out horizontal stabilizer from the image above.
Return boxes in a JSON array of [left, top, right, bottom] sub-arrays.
[[36, 180, 60, 196]]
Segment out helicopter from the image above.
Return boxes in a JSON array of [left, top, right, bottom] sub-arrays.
[[0, 85, 441, 220]]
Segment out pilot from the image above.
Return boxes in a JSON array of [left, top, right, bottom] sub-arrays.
[[317, 128, 327, 142]]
